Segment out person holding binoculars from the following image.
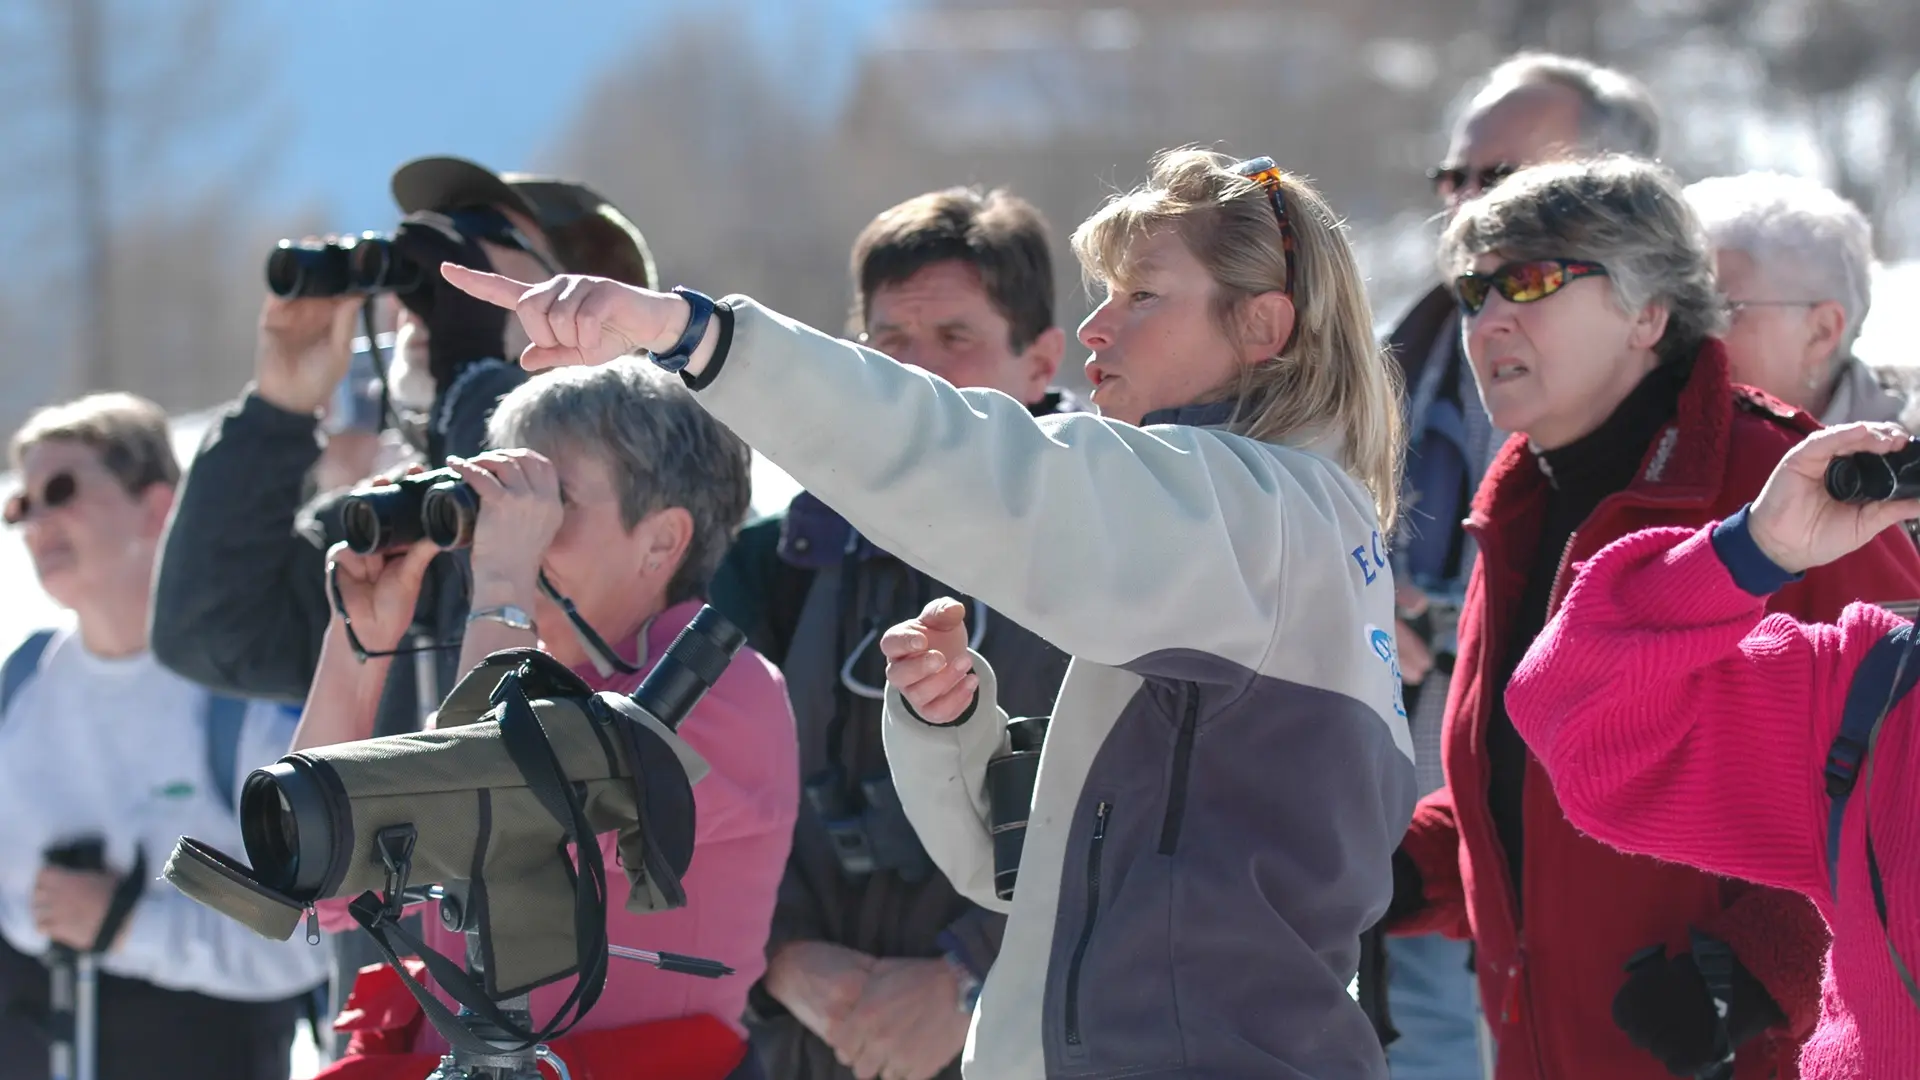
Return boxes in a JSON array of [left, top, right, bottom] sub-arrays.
[[440, 147, 1417, 1080], [1505, 421, 1920, 1078], [148, 157, 661, 1050], [287, 361, 796, 1080]]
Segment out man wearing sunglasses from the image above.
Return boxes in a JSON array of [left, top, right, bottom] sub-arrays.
[[145, 155, 658, 1057], [0, 393, 328, 1080], [1372, 52, 1660, 1080]]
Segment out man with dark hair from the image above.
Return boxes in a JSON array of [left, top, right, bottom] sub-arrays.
[[146, 156, 657, 1058], [709, 186, 1072, 1080]]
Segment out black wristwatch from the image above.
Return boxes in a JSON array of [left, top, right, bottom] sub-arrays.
[[646, 287, 718, 374]]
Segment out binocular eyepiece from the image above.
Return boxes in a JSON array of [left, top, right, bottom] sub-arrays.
[[1825, 441, 1920, 504], [267, 233, 425, 300], [340, 468, 480, 556]]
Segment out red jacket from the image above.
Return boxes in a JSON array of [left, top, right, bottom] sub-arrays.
[[1394, 342, 1920, 1080]]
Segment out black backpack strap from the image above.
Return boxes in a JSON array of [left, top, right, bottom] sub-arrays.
[[1826, 621, 1920, 1010], [1825, 623, 1920, 894]]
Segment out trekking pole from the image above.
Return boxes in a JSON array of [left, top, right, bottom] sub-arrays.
[[44, 839, 106, 1080]]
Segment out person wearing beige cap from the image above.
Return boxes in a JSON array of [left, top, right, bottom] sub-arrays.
[[145, 155, 658, 1062]]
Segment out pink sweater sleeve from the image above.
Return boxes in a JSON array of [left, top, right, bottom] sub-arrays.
[[1506, 522, 1901, 902]]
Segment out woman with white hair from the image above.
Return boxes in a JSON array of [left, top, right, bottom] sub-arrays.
[[1686, 171, 1914, 427]]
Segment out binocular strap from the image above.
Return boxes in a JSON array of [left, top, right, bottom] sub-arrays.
[[347, 666, 610, 1056]]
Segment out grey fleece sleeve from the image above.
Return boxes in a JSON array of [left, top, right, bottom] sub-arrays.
[[882, 653, 1011, 913]]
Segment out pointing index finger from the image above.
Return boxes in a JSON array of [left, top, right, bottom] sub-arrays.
[[441, 262, 540, 309]]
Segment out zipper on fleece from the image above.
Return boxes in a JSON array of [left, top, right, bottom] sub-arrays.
[[1063, 800, 1111, 1047]]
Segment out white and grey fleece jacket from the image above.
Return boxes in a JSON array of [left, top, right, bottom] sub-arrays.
[[683, 298, 1418, 1079]]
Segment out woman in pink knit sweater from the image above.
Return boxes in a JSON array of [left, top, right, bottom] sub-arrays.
[[1507, 420, 1920, 1077]]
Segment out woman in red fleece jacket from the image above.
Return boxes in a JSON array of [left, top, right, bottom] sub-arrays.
[[1508, 420, 1920, 1078], [1389, 154, 1920, 1080]]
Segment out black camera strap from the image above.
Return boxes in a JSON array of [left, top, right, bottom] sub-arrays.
[[347, 665, 608, 1054], [327, 557, 467, 661]]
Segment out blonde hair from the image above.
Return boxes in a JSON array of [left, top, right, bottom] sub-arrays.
[[1072, 148, 1403, 530], [10, 392, 179, 494]]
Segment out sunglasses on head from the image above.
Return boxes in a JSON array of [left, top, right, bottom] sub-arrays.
[[1231, 156, 1297, 296], [1428, 162, 1516, 198], [1453, 259, 1609, 316], [4, 471, 79, 526]]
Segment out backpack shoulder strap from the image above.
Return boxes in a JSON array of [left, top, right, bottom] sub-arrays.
[[1825, 623, 1920, 893], [1, 630, 58, 719], [203, 694, 251, 814]]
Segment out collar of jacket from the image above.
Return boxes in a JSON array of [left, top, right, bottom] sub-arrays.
[[1141, 398, 1236, 428], [1466, 338, 1790, 535], [776, 388, 1086, 570], [1821, 354, 1910, 426]]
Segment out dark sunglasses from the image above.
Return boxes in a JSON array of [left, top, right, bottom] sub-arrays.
[[5, 471, 79, 526], [1428, 162, 1516, 198], [1232, 156, 1297, 296], [1453, 259, 1609, 316]]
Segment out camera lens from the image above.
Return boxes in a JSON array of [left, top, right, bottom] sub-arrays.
[[240, 760, 340, 901], [421, 481, 479, 550], [347, 234, 425, 296], [266, 239, 353, 299]]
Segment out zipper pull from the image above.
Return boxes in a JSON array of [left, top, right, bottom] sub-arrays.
[[1093, 801, 1111, 840], [305, 906, 320, 946]]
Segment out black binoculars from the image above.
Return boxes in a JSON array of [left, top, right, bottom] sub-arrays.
[[266, 233, 424, 300], [1826, 441, 1920, 503], [340, 468, 480, 555], [985, 716, 1049, 901]]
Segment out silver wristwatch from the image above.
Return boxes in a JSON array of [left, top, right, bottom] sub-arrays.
[[467, 604, 535, 632]]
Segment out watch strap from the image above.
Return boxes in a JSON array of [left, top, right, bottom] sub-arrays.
[[646, 288, 717, 373], [468, 604, 535, 632]]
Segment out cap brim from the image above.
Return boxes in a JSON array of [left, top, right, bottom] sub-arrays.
[[391, 156, 539, 221]]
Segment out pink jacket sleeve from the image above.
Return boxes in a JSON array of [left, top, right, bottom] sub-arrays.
[[1506, 521, 1904, 904]]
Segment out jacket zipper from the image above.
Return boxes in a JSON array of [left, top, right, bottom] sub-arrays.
[[1063, 800, 1111, 1047], [1158, 685, 1199, 855]]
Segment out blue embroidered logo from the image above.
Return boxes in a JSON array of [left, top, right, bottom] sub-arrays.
[[1364, 624, 1409, 719]]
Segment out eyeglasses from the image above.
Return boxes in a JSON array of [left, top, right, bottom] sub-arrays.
[[1725, 299, 1820, 319], [1428, 162, 1516, 198], [1231, 156, 1297, 296], [1453, 259, 1609, 316], [4, 471, 79, 526]]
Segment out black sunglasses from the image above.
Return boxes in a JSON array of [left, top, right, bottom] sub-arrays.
[[1231, 156, 1297, 296], [5, 471, 79, 526], [1428, 162, 1517, 198], [1452, 259, 1609, 316]]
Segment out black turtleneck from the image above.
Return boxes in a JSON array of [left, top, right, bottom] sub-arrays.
[[1488, 357, 1692, 909]]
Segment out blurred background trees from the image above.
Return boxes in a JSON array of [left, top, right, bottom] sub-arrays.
[[2, 0, 1917, 431]]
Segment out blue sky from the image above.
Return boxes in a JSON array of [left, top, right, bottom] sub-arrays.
[[254, 0, 898, 231]]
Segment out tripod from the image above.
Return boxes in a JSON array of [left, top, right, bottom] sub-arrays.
[[423, 991, 570, 1080]]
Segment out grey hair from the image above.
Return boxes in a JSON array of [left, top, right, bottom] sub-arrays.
[[1685, 171, 1875, 359], [1440, 155, 1727, 365], [1468, 52, 1662, 158], [487, 360, 753, 605]]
